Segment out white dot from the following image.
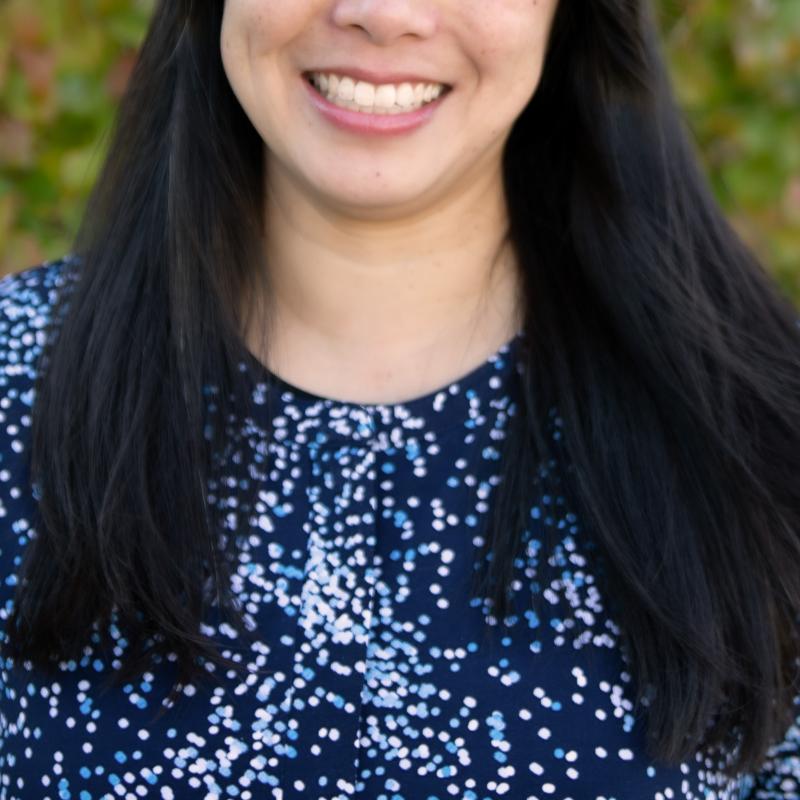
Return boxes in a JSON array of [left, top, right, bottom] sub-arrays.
[[618, 748, 634, 761]]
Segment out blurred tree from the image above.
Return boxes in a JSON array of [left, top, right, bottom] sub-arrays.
[[657, 0, 800, 299], [0, 0, 153, 274], [1, 0, 798, 300]]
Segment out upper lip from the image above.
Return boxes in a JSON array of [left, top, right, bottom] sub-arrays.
[[303, 67, 451, 87]]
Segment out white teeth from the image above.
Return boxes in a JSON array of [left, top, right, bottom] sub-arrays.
[[396, 83, 414, 108], [353, 81, 375, 106], [308, 72, 447, 114], [338, 76, 355, 101], [374, 84, 396, 109]]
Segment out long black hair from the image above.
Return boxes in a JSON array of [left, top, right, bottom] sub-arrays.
[[3, 0, 799, 778]]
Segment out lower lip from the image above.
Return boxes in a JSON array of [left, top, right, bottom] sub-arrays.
[[302, 76, 448, 136]]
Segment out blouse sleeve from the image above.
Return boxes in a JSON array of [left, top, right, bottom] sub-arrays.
[[737, 700, 800, 798]]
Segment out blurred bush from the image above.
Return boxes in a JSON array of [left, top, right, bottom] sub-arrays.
[[1, 0, 798, 299], [658, 0, 800, 301], [1, 0, 153, 276]]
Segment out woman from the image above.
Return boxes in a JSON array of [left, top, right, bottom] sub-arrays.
[[1, 0, 798, 798]]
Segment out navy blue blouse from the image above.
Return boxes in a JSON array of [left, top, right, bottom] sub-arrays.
[[0, 257, 797, 799]]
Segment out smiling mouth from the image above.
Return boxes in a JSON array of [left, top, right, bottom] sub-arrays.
[[304, 71, 451, 115]]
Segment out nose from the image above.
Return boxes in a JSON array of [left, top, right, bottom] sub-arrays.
[[330, 0, 438, 45]]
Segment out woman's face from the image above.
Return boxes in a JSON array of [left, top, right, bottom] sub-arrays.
[[220, 0, 559, 216]]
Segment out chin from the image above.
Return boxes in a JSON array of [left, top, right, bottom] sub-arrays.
[[313, 175, 439, 216]]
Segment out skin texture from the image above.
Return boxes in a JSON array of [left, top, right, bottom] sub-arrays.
[[220, 0, 559, 404]]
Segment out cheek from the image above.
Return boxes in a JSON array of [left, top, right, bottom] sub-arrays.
[[461, 0, 558, 82], [486, 9, 558, 121], [456, 1, 558, 148], [220, 0, 293, 117], [220, 2, 252, 88], [220, 0, 303, 70]]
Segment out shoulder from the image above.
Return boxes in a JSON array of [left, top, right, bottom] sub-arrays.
[[0, 257, 78, 589], [0, 253, 79, 474], [0, 254, 79, 386]]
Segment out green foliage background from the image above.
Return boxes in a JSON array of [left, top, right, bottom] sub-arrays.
[[1, 0, 798, 300]]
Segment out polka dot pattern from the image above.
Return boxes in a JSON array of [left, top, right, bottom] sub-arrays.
[[0, 257, 797, 799]]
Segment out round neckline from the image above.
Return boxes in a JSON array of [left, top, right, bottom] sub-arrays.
[[238, 331, 525, 443], [253, 331, 522, 406]]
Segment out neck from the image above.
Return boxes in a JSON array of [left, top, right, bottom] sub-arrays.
[[244, 157, 524, 404]]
